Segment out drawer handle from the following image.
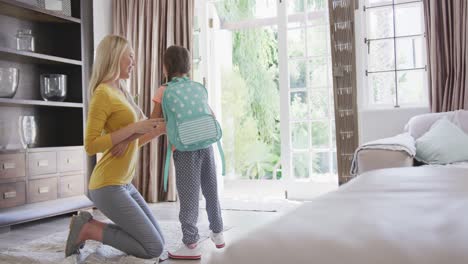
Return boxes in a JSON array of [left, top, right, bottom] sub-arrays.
[[2, 162, 16, 170], [37, 160, 49, 167], [66, 158, 76, 164], [67, 183, 73, 190], [4, 191, 17, 199], [38, 187, 49, 194]]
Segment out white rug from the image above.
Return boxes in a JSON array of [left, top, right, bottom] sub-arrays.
[[0, 221, 226, 264]]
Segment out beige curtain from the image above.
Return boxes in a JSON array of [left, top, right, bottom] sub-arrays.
[[112, 0, 162, 202], [328, 0, 359, 184], [113, 0, 194, 202], [156, 0, 194, 201], [423, 0, 468, 112]]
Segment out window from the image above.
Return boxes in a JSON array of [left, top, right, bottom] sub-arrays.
[[363, 0, 427, 108], [203, 0, 337, 183], [287, 0, 336, 182]]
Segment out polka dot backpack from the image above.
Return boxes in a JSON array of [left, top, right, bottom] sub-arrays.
[[161, 76, 225, 191]]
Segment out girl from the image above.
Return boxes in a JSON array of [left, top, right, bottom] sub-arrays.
[[65, 35, 166, 259], [151, 45, 225, 260]]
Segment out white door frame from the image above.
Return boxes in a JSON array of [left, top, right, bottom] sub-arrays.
[[277, 0, 292, 182], [199, 0, 338, 199]]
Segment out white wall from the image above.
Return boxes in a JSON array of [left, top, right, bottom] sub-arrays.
[[358, 108, 429, 143], [354, 9, 430, 144], [92, 0, 113, 52]]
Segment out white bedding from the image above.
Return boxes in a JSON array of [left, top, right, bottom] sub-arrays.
[[350, 132, 416, 175], [208, 167, 468, 264]]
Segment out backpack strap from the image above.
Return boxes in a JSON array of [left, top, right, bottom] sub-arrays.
[[161, 84, 172, 192], [217, 141, 226, 176], [163, 141, 172, 192]]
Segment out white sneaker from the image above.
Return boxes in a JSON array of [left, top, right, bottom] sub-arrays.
[[210, 231, 225, 248], [168, 243, 202, 260]]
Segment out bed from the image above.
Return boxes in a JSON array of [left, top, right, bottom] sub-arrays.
[[208, 167, 468, 264]]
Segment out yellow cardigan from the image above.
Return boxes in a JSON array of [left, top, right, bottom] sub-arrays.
[[84, 84, 139, 190]]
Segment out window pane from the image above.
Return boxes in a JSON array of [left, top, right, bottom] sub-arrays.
[[332, 151, 337, 174], [311, 121, 329, 148], [289, 0, 328, 14], [307, 25, 329, 57], [366, 0, 423, 7], [331, 120, 336, 148], [288, 28, 306, 58], [308, 0, 327, 12], [289, 60, 307, 89], [306, 11, 329, 26], [213, 0, 277, 23], [290, 91, 309, 120], [308, 57, 329, 87], [193, 61, 202, 83], [194, 14, 200, 31], [288, 13, 328, 28], [368, 39, 395, 72], [288, 0, 306, 14], [193, 34, 200, 59], [216, 24, 280, 180], [397, 69, 426, 105], [395, 2, 424, 36], [367, 6, 394, 39], [396, 37, 425, 69], [310, 89, 329, 119], [312, 151, 330, 174], [368, 72, 396, 105], [365, 0, 392, 7], [395, 0, 423, 3], [292, 122, 309, 149], [293, 152, 310, 178]]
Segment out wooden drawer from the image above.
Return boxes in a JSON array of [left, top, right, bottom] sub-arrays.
[[59, 174, 84, 198], [58, 150, 83, 173], [0, 153, 26, 179], [28, 177, 57, 203], [28, 152, 57, 177], [0, 181, 26, 209]]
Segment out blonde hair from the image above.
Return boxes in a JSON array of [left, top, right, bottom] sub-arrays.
[[88, 35, 145, 119]]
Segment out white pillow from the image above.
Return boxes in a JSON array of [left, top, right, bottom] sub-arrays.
[[416, 118, 468, 164], [406, 111, 455, 140]]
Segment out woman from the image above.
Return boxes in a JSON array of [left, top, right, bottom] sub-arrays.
[[65, 35, 166, 259]]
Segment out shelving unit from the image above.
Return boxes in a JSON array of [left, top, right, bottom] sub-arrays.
[[0, 98, 83, 108], [0, 0, 81, 24], [0, 47, 82, 65], [0, 0, 94, 231]]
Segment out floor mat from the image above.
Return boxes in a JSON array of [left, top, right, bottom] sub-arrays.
[[0, 221, 231, 264]]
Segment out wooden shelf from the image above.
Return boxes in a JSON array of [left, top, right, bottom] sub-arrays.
[[0, 195, 93, 227], [0, 0, 93, 229], [0, 98, 83, 108], [0, 47, 82, 66], [26, 145, 83, 152], [0, 0, 80, 24], [0, 146, 83, 154]]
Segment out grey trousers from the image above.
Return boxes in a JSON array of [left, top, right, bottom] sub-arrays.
[[89, 184, 165, 259], [173, 146, 223, 245]]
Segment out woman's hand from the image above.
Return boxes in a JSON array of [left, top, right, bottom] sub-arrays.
[[153, 121, 167, 135], [136, 121, 167, 147], [131, 118, 165, 134]]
